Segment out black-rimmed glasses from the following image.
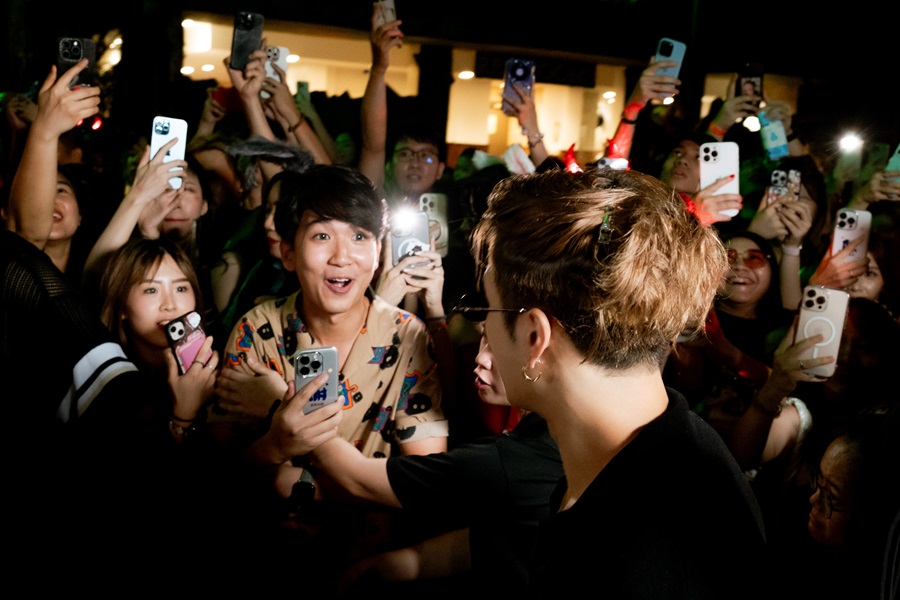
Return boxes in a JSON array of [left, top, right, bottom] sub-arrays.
[[394, 148, 437, 165], [451, 293, 527, 322], [809, 467, 851, 519]]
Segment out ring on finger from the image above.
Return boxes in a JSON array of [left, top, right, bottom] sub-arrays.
[[798, 360, 806, 370]]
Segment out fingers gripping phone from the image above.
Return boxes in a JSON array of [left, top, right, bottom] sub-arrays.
[[374, 0, 397, 29], [699, 141, 740, 216], [262, 45, 290, 100], [653, 38, 686, 79], [165, 311, 211, 375], [294, 347, 340, 414], [831, 208, 871, 262], [57, 37, 96, 88], [149, 116, 188, 190], [794, 286, 850, 378], [501, 58, 535, 117], [230, 11, 265, 71], [390, 208, 431, 266], [419, 193, 449, 258]]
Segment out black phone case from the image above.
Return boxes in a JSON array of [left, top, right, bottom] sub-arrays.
[[57, 37, 96, 88], [230, 12, 265, 71]]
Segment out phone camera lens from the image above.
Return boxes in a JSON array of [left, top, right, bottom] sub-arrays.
[[311, 360, 322, 370], [299, 366, 311, 376], [299, 355, 310, 366]]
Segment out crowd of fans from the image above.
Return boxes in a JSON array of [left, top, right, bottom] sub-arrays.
[[2, 6, 898, 598]]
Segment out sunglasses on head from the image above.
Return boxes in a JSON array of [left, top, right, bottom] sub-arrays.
[[727, 248, 770, 269], [450, 293, 527, 322]]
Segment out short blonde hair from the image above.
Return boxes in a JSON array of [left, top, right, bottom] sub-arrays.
[[471, 167, 726, 369]]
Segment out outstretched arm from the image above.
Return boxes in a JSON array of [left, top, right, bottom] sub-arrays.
[[357, 8, 404, 191], [6, 61, 100, 246]]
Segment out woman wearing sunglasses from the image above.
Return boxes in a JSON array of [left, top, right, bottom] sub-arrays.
[[467, 166, 769, 596]]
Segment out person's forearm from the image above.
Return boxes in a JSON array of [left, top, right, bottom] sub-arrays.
[[358, 63, 389, 187], [605, 103, 642, 160], [287, 119, 332, 165], [6, 121, 58, 245], [309, 437, 400, 507]]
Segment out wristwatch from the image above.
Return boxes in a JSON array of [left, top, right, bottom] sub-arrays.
[[289, 467, 316, 512]]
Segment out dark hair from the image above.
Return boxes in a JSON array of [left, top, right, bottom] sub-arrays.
[[273, 164, 387, 244], [719, 230, 784, 321], [389, 123, 447, 162]]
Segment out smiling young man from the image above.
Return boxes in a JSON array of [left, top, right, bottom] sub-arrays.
[[214, 165, 448, 459]]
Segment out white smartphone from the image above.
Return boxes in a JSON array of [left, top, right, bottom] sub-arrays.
[[149, 116, 188, 190], [165, 310, 211, 375], [419, 193, 449, 258], [262, 45, 290, 99], [373, 0, 397, 29], [501, 58, 535, 117], [653, 38, 686, 79], [294, 347, 340, 414], [831, 208, 871, 262], [699, 141, 740, 216], [390, 208, 431, 266], [793, 286, 850, 378]]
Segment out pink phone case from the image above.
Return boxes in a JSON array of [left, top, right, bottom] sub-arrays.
[[165, 311, 210, 375]]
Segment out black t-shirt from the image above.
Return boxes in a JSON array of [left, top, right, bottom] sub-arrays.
[[387, 411, 563, 592], [528, 389, 771, 599]]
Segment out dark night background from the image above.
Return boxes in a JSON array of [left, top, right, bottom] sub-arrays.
[[3, 0, 897, 156]]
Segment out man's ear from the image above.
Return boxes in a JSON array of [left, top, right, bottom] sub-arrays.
[[518, 307, 553, 369], [280, 241, 295, 271]]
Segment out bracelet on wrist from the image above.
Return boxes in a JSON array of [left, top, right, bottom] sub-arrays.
[[168, 419, 197, 437], [707, 122, 728, 139], [290, 117, 306, 131], [781, 244, 802, 256], [425, 315, 447, 322], [521, 127, 545, 147]]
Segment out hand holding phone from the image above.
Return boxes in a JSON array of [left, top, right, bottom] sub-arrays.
[[501, 58, 535, 117], [165, 311, 213, 375], [57, 37, 96, 88], [793, 286, 850, 378], [149, 116, 188, 190], [653, 38, 686, 80], [735, 61, 764, 107], [262, 45, 290, 99], [831, 208, 871, 262], [699, 141, 741, 216], [294, 347, 340, 414]]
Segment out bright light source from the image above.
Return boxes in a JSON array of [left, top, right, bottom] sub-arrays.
[[182, 20, 212, 54], [180, 66, 195, 75], [606, 98, 615, 104], [201, 64, 215, 72], [458, 70, 475, 80], [602, 91, 616, 99], [662, 96, 674, 105], [287, 54, 300, 64], [110, 37, 123, 49], [839, 132, 863, 153], [742, 115, 761, 132]]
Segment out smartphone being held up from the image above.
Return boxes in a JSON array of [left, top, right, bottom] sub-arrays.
[[295, 347, 340, 414], [230, 11, 265, 71], [165, 311, 212, 375], [735, 61, 764, 108], [149, 116, 188, 190], [653, 38, 686, 79], [831, 208, 871, 262], [390, 208, 432, 267], [793, 286, 850, 379], [57, 37, 96, 88], [374, 0, 397, 29], [262, 45, 290, 99], [699, 141, 740, 217], [501, 58, 535, 117]]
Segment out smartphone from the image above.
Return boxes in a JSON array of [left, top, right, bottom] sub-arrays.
[[294, 347, 340, 414], [793, 286, 850, 378], [57, 37, 96, 88], [699, 141, 740, 216], [390, 208, 431, 266], [165, 311, 211, 375], [501, 58, 535, 117], [653, 38, 686, 79], [419, 193, 449, 258], [831, 208, 871, 262], [149, 116, 188, 190], [262, 45, 290, 99], [735, 61, 764, 106], [230, 11, 265, 71], [373, 0, 397, 29], [766, 169, 801, 205]]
